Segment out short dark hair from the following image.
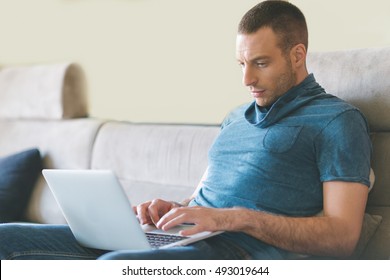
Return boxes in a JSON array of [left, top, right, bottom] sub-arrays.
[[238, 0, 308, 54]]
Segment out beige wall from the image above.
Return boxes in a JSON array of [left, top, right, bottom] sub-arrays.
[[1, 0, 389, 124]]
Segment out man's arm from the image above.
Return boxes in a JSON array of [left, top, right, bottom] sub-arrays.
[[232, 181, 369, 257], [157, 180, 368, 258]]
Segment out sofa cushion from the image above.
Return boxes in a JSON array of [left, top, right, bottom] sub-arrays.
[[0, 148, 43, 222], [352, 213, 382, 259], [367, 133, 390, 207], [361, 207, 390, 259]]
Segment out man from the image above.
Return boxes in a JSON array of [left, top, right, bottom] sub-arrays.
[[0, 1, 371, 260]]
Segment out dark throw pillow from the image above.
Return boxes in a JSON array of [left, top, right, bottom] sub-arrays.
[[0, 148, 43, 222]]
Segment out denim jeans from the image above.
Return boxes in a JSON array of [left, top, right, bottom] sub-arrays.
[[0, 223, 253, 260], [0, 223, 107, 260]]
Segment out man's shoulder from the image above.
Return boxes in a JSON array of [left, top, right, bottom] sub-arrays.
[[221, 102, 251, 129], [308, 95, 370, 139], [303, 93, 365, 120]]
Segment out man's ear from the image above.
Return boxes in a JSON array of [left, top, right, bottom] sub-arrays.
[[290, 43, 307, 68]]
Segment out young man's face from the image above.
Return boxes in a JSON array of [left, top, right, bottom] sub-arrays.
[[236, 27, 297, 108]]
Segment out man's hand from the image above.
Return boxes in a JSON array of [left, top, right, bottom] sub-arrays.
[[133, 199, 182, 225], [134, 168, 208, 228], [156, 206, 237, 235]]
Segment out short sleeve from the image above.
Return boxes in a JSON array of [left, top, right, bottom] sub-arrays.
[[315, 109, 372, 187]]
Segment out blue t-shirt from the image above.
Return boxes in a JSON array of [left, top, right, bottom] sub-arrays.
[[190, 74, 372, 217]]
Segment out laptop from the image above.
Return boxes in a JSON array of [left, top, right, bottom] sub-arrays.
[[42, 169, 222, 251]]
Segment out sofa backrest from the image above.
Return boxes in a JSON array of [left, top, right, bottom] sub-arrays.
[[0, 63, 88, 119], [91, 122, 220, 205], [307, 47, 390, 208]]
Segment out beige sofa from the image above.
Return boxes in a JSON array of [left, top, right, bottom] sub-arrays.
[[0, 47, 389, 259]]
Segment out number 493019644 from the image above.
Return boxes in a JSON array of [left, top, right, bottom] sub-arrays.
[[214, 266, 269, 276]]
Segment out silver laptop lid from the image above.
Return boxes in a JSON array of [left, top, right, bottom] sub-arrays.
[[42, 169, 151, 251]]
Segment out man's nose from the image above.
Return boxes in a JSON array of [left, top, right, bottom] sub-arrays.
[[242, 66, 257, 87]]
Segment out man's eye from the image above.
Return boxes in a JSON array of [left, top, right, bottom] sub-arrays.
[[256, 62, 267, 68]]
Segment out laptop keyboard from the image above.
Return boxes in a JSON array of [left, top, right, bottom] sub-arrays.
[[146, 232, 189, 248]]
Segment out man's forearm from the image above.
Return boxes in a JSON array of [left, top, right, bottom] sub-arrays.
[[229, 208, 358, 258]]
